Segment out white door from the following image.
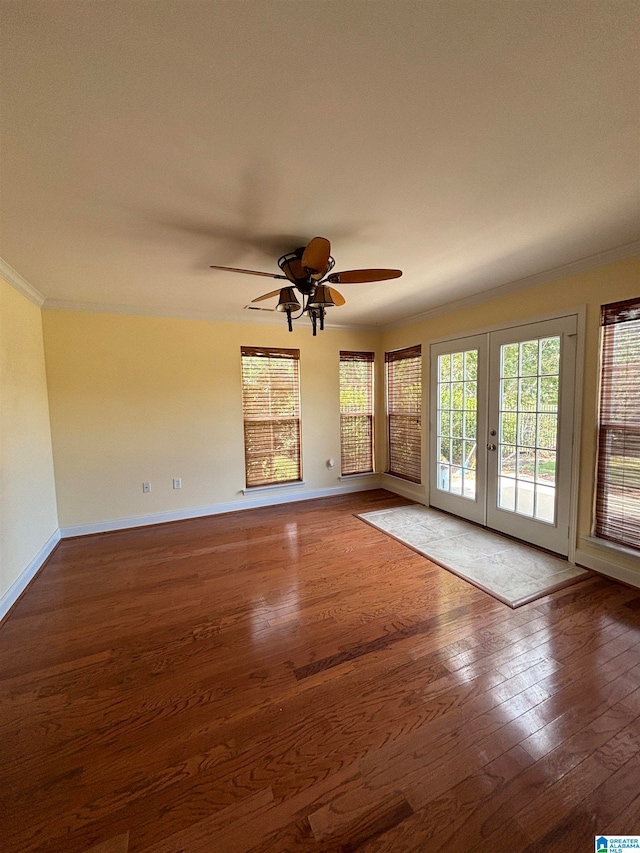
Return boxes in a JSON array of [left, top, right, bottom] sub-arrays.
[[430, 316, 577, 555], [429, 334, 488, 525]]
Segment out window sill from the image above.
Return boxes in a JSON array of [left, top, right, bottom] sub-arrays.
[[583, 535, 640, 561], [383, 472, 422, 485], [339, 472, 377, 481], [242, 481, 305, 495]]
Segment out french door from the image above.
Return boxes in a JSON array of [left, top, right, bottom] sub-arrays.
[[429, 316, 577, 555]]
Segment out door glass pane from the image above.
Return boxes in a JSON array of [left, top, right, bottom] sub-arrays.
[[539, 376, 559, 411], [500, 412, 516, 444], [537, 414, 557, 450], [438, 463, 450, 490], [500, 444, 516, 475], [452, 409, 463, 438], [464, 411, 477, 439], [450, 466, 463, 495], [439, 353, 451, 381], [465, 350, 478, 380], [436, 349, 478, 500], [502, 343, 519, 377], [536, 484, 555, 523], [452, 352, 464, 380], [497, 336, 561, 524], [498, 477, 516, 511], [516, 480, 535, 516], [501, 379, 518, 410], [520, 340, 539, 375], [519, 377, 537, 411], [536, 450, 556, 485], [540, 337, 560, 374]]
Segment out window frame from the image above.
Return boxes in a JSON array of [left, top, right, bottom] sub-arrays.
[[339, 351, 375, 476], [385, 344, 423, 483], [594, 297, 640, 552], [240, 346, 302, 488]]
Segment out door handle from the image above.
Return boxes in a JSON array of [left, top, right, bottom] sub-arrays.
[[487, 444, 497, 451]]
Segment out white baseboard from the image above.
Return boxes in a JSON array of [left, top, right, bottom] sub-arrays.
[[574, 548, 640, 590], [60, 477, 384, 538], [0, 529, 61, 622]]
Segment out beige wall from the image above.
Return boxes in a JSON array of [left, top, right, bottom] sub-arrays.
[[5, 254, 635, 594], [0, 277, 58, 601], [42, 311, 380, 528], [381, 255, 640, 579]]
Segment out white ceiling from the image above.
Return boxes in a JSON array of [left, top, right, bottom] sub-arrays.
[[1, 1, 638, 329]]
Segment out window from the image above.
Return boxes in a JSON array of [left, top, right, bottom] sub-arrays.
[[240, 346, 301, 487], [595, 297, 640, 550], [385, 345, 422, 483], [340, 351, 374, 475]]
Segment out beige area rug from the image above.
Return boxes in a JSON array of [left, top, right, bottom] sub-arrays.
[[358, 504, 590, 608]]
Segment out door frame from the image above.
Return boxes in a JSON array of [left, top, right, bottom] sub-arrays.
[[427, 306, 586, 564]]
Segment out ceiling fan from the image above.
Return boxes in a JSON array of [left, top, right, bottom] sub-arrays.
[[210, 237, 402, 334]]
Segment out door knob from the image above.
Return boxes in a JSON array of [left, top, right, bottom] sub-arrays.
[[487, 443, 497, 451]]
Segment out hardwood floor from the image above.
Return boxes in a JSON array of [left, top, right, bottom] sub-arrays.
[[1, 489, 640, 852]]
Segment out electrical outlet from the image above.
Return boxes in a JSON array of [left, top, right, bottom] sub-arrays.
[[173, 478, 182, 490], [142, 482, 151, 493]]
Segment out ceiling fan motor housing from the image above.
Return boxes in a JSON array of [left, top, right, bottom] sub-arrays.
[[277, 248, 335, 295]]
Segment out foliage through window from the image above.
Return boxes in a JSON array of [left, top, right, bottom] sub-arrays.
[[595, 297, 640, 551], [496, 336, 561, 522], [240, 347, 301, 487], [340, 351, 374, 476], [436, 348, 478, 500], [386, 345, 422, 483]]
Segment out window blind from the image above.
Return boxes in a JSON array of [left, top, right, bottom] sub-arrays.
[[595, 297, 640, 550], [385, 345, 422, 483], [340, 351, 374, 476], [240, 346, 301, 487]]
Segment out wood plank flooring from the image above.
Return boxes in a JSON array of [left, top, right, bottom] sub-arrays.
[[1, 489, 640, 852]]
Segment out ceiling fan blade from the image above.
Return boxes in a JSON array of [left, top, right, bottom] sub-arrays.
[[251, 289, 283, 302], [327, 268, 403, 284], [210, 264, 287, 280], [301, 237, 331, 279], [328, 286, 346, 306]]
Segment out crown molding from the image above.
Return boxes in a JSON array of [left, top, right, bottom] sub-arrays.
[[42, 297, 376, 332], [42, 298, 273, 322], [0, 258, 45, 307], [33, 238, 640, 332], [383, 239, 640, 332]]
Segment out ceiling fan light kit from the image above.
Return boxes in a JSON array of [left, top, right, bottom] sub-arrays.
[[210, 237, 402, 335], [307, 284, 335, 308], [275, 286, 301, 332]]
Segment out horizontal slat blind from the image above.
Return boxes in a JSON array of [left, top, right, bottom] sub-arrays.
[[386, 345, 422, 483], [340, 351, 374, 476], [241, 346, 301, 487], [595, 297, 640, 550]]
